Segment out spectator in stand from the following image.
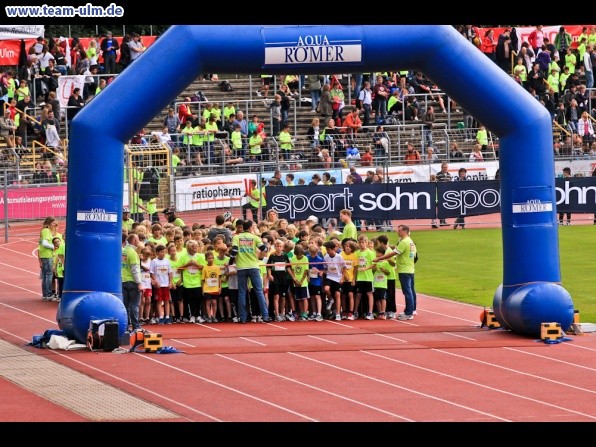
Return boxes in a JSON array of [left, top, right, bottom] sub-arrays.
[[421, 105, 435, 149], [119, 34, 132, 72], [85, 38, 98, 66], [265, 94, 282, 137], [357, 80, 374, 128], [318, 83, 333, 124], [330, 81, 345, 126], [555, 27, 572, 69], [476, 123, 489, 152], [481, 29, 497, 62], [372, 125, 389, 159], [278, 83, 293, 126], [372, 74, 389, 121], [100, 31, 120, 74], [425, 147, 438, 163], [247, 114, 260, 138], [16, 95, 35, 145], [404, 143, 421, 165], [577, 111, 594, 148], [319, 117, 341, 156], [535, 46, 551, 76], [513, 57, 528, 90], [410, 71, 446, 113], [575, 84, 590, 116], [528, 25, 544, 55], [387, 88, 404, 117], [47, 91, 61, 120], [66, 87, 85, 131], [278, 123, 295, 161], [128, 32, 145, 63], [43, 118, 62, 153], [449, 141, 464, 160], [583, 45, 593, 90], [0, 110, 17, 150], [307, 74, 323, 112], [360, 146, 373, 166], [564, 47, 577, 75], [163, 107, 181, 148], [343, 107, 362, 137], [306, 117, 320, 150], [178, 97, 195, 127], [33, 160, 56, 184], [495, 28, 513, 73], [469, 143, 484, 162], [349, 166, 363, 184]]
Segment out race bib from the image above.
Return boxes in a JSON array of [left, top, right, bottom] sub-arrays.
[[207, 278, 218, 287], [309, 268, 318, 278], [345, 261, 353, 269], [227, 265, 237, 274], [375, 274, 384, 282], [274, 262, 285, 271], [187, 266, 198, 274]]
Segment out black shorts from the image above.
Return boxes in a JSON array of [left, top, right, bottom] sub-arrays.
[[262, 76, 273, 85], [269, 282, 289, 297], [356, 281, 373, 294], [293, 286, 310, 300], [325, 279, 342, 296], [219, 287, 229, 299], [341, 282, 355, 295], [374, 288, 387, 301], [308, 284, 322, 297]]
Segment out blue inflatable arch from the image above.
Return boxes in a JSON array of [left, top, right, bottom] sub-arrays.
[[58, 25, 574, 342]]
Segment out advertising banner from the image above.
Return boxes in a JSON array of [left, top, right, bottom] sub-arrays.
[[0, 185, 67, 220]]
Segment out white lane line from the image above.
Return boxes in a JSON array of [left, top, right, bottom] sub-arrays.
[[307, 335, 337, 344], [291, 351, 509, 422], [431, 349, 596, 419], [218, 353, 413, 421], [239, 337, 267, 346], [504, 346, 596, 372]]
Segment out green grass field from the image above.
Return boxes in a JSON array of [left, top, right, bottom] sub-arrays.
[[377, 226, 595, 323]]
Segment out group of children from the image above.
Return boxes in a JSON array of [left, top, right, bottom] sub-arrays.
[[124, 210, 405, 325]]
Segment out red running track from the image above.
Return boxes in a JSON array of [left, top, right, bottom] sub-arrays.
[[0, 226, 595, 426]]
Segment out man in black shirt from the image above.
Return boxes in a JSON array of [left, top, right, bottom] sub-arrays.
[[435, 162, 452, 227]]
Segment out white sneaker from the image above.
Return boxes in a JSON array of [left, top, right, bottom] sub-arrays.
[[150, 317, 157, 324], [189, 316, 196, 323], [397, 314, 414, 320], [413, 311, 417, 315], [334, 313, 341, 321], [326, 298, 334, 311], [365, 313, 374, 320], [197, 316, 206, 324], [285, 313, 295, 322]]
